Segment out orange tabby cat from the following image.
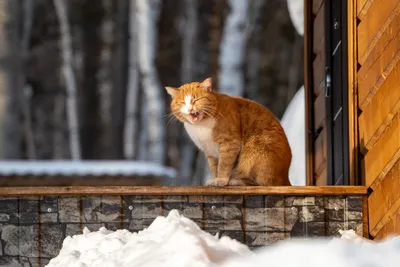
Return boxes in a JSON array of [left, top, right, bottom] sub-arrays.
[[165, 78, 292, 186]]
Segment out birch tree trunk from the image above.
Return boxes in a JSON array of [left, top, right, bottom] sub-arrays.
[[136, 0, 165, 164], [218, 0, 248, 96], [124, 0, 139, 159], [0, 0, 21, 159], [54, 0, 81, 160]]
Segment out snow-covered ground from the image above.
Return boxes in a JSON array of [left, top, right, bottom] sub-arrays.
[[46, 210, 400, 267]]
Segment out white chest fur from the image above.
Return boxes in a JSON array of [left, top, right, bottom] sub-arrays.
[[184, 119, 219, 158]]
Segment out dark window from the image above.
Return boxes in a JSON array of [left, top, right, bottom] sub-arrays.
[[324, 0, 350, 185]]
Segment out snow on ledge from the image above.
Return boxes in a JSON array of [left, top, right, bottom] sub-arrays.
[[0, 160, 177, 178]]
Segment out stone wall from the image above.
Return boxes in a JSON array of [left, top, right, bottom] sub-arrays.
[[0, 195, 364, 267]]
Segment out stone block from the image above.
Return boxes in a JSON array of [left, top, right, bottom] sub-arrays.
[[18, 199, 39, 213], [265, 196, 285, 208], [346, 196, 363, 211], [131, 203, 163, 219], [40, 213, 58, 223], [291, 221, 326, 237], [182, 203, 203, 219], [324, 197, 346, 209], [245, 207, 298, 231], [66, 223, 104, 237], [40, 225, 64, 258], [0, 200, 18, 213], [1, 225, 39, 257], [299, 206, 325, 222], [0, 214, 10, 222], [203, 203, 242, 220], [0, 256, 30, 267], [128, 219, 154, 231], [246, 232, 288, 246], [59, 197, 81, 223], [293, 197, 315, 206]]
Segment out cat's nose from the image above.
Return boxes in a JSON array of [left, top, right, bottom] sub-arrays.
[[188, 106, 194, 113]]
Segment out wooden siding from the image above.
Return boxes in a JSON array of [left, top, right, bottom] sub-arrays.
[[307, 0, 328, 185], [356, 0, 400, 239]]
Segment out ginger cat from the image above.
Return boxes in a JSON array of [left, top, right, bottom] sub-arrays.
[[165, 78, 292, 186]]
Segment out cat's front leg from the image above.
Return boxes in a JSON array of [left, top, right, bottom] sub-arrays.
[[206, 142, 240, 186], [206, 156, 218, 178]]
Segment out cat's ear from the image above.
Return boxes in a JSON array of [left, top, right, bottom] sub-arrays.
[[200, 77, 212, 92], [165, 86, 179, 98]]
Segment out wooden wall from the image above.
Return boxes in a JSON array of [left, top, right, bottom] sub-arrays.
[[356, 0, 400, 239], [307, 0, 328, 185]]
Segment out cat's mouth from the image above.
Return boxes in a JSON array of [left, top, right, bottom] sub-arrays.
[[189, 111, 203, 122]]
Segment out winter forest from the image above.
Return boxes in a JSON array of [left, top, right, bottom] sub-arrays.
[[0, 0, 304, 185]]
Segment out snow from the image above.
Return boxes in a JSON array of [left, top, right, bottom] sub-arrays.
[[46, 210, 252, 267], [281, 86, 306, 186], [0, 160, 177, 178], [47, 210, 400, 267], [286, 0, 304, 36]]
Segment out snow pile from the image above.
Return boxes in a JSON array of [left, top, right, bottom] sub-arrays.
[[281, 86, 305, 186], [222, 234, 400, 267], [47, 210, 400, 267], [286, 0, 304, 36], [46, 210, 251, 267]]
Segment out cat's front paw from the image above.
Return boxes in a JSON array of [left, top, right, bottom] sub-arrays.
[[205, 178, 229, 186]]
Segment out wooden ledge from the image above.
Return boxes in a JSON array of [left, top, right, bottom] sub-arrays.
[[0, 186, 368, 196]]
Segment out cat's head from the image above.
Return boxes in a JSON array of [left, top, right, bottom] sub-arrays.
[[165, 78, 217, 124]]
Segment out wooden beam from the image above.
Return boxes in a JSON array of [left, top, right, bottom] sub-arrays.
[[0, 186, 368, 196], [348, 0, 358, 185], [304, 0, 315, 185]]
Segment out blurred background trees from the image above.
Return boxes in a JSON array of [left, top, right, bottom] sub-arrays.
[[0, 0, 303, 185]]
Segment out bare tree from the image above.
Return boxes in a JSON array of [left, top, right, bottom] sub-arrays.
[[136, 0, 165, 164], [178, 0, 200, 184], [218, 0, 249, 96], [246, 0, 265, 101], [0, 0, 21, 159], [19, 0, 36, 159], [124, 0, 139, 159], [54, 0, 81, 160]]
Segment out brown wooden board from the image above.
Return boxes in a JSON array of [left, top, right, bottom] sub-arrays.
[[358, 64, 400, 153], [314, 93, 326, 130], [313, 0, 324, 15], [313, 51, 326, 96], [0, 186, 368, 196], [368, 157, 400, 236], [314, 128, 327, 176], [357, 0, 371, 19], [313, 3, 325, 54], [316, 168, 328, 186], [364, 113, 400, 189], [374, 206, 400, 240], [357, 11, 400, 82], [357, 0, 400, 65], [358, 17, 400, 110]]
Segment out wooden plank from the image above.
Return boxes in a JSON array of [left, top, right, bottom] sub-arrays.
[[368, 157, 400, 236], [348, 0, 358, 185], [314, 127, 327, 175], [358, 63, 400, 153], [357, 9, 400, 81], [357, 0, 400, 65], [313, 2, 325, 55], [364, 113, 400, 189], [314, 93, 325, 130], [358, 32, 400, 111], [315, 167, 327, 186], [313, 50, 325, 96], [305, 0, 315, 186], [312, 0, 323, 15], [362, 195, 369, 238], [357, 0, 372, 19], [374, 205, 400, 240], [0, 186, 368, 196]]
